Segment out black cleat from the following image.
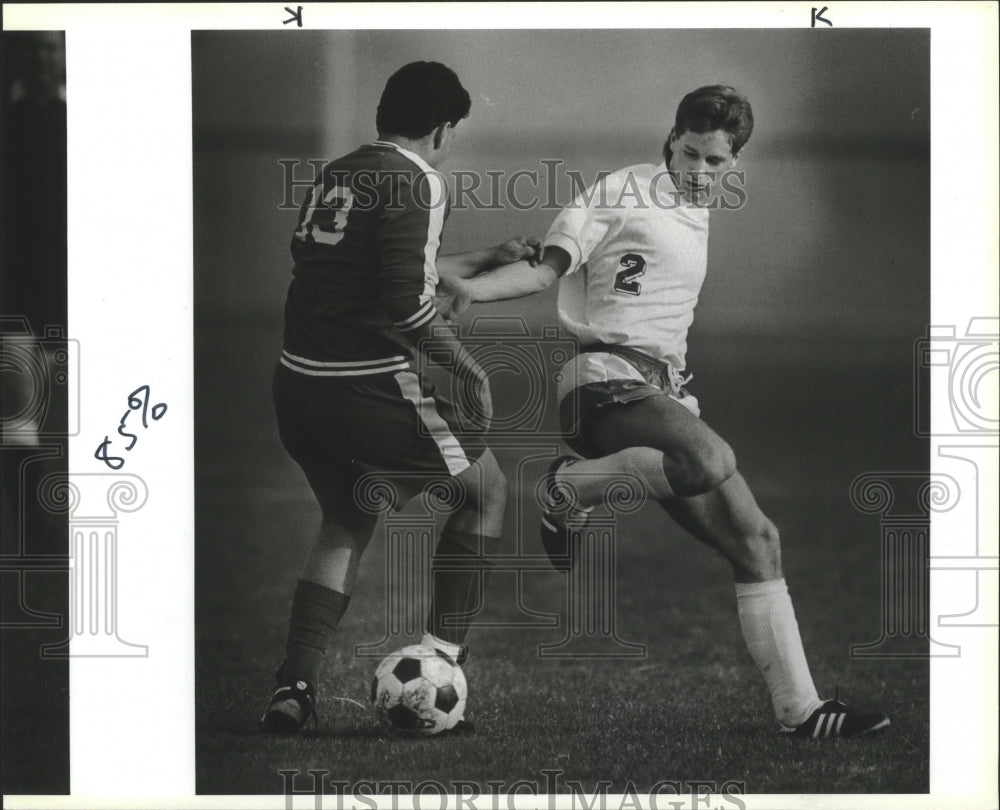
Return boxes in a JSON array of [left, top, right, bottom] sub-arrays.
[[781, 699, 890, 738], [447, 718, 475, 734], [539, 455, 588, 572], [434, 644, 469, 666], [260, 678, 316, 734], [421, 637, 469, 666]]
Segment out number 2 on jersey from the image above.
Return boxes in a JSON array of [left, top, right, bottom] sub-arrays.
[[613, 253, 646, 296], [295, 184, 354, 246]]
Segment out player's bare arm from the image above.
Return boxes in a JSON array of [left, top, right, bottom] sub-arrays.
[[437, 235, 543, 278], [436, 246, 571, 320]]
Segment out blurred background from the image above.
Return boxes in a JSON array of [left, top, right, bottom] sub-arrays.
[[2, 30, 70, 796], [193, 29, 928, 340], [193, 30, 930, 792]]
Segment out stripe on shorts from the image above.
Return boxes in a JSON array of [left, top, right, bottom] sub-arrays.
[[393, 370, 470, 477]]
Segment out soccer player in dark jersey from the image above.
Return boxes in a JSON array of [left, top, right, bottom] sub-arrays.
[[261, 61, 541, 733]]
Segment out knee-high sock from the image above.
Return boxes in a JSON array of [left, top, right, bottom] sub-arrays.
[[736, 578, 824, 727], [427, 528, 495, 647], [280, 580, 350, 684]]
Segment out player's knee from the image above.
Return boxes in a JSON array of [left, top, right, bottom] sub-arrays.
[[462, 453, 508, 516], [680, 440, 736, 494], [706, 441, 737, 488], [481, 467, 508, 515]]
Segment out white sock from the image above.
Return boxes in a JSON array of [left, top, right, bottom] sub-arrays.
[[557, 447, 673, 508], [421, 632, 462, 661], [735, 578, 824, 727]]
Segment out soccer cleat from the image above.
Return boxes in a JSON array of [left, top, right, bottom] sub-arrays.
[[433, 643, 469, 667], [260, 678, 317, 733], [420, 634, 469, 666], [447, 718, 475, 734], [539, 455, 589, 572], [780, 699, 890, 738]]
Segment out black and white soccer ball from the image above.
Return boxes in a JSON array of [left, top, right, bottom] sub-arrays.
[[371, 644, 467, 735]]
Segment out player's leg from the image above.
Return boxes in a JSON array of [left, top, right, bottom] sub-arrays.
[[541, 390, 728, 571], [260, 469, 374, 732], [659, 473, 823, 727], [661, 476, 887, 734], [423, 447, 507, 662], [278, 463, 378, 687], [569, 393, 784, 583], [395, 367, 507, 662], [539, 387, 706, 569], [290, 366, 509, 666], [262, 365, 382, 732], [580, 400, 820, 725], [555, 386, 734, 510], [582, 399, 887, 735]]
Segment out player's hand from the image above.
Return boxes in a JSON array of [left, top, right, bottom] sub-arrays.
[[434, 276, 474, 322], [492, 236, 543, 268]]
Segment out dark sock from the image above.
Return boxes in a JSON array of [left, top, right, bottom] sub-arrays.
[[279, 580, 350, 685], [427, 528, 495, 646]]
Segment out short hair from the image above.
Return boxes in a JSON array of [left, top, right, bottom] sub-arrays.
[[376, 61, 471, 139], [664, 85, 754, 163]]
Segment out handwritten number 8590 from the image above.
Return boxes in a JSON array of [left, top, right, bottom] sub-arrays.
[[95, 385, 167, 470]]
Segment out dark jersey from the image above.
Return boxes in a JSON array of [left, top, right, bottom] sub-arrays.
[[281, 141, 447, 377]]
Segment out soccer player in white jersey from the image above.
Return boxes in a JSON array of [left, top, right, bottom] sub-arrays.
[[441, 86, 889, 738]]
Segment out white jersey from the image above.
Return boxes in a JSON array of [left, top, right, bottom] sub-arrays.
[[546, 162, 710, 371]]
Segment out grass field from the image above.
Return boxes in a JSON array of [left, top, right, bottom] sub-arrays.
[[195, 316, 929, 797]]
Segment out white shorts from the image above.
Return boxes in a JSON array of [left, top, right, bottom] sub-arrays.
[[557, 351, 701, 417], [557, 350, 701, 456]]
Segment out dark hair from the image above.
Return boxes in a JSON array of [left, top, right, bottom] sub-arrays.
[[663, 85, 754, 164], [376, 61, 471, 139]]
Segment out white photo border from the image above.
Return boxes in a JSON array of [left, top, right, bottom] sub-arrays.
[[2, 3, 997, 809]]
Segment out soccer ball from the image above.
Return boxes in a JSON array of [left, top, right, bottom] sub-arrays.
[[371, 644, 467, 735]]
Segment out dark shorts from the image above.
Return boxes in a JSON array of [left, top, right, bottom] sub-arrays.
[[273, 362, 487, 525]]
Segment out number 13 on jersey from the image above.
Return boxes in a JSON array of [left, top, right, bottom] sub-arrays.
[[295, 184, 355, 246]]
